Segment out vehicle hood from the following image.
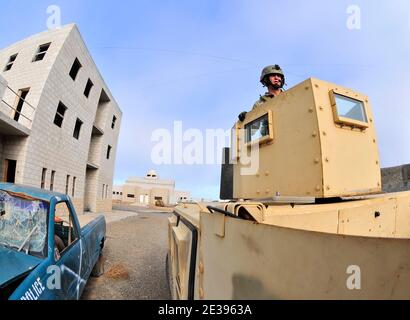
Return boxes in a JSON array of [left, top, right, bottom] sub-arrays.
[[0, 245, 42, 287]]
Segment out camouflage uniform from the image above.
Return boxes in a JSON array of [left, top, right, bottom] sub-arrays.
[[238, 65, 285, 122]]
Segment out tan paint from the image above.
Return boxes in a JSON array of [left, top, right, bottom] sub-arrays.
[[199, 210, 410, 299], [233, 78, 381, 199], [168, 78, 410, 300]]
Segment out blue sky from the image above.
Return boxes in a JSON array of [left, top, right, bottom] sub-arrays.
[[1, 0, 410, 200]]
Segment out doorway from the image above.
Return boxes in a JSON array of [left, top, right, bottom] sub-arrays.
[[3, 159, 17, 183]]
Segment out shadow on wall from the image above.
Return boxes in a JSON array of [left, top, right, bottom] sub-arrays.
[[232, 274, 274, 300]]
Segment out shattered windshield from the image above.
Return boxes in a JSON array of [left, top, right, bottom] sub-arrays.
[[0, 190, 48, 257]]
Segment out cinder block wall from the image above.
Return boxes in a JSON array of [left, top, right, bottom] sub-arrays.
[[0, 25, 122, 214], [0, 75, 6, 99], [381, 164, 410, 193]]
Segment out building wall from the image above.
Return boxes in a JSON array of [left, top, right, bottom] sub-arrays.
[[0, 27, 64, 186], [150, 187, 170, 205], [121, 180, 174, 204], [0, 75, 6, 99], [170, 190, 190, 204], [112, 185, 123, 201], [115, 173, 190, 206], [381, 164, 410, 193], [121, 184, 136, 203], [0, 25, 122, 214]]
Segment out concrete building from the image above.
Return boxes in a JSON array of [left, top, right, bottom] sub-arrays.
[[0, 24, 122, 214], [113, 170, 190, 206], [381, 164, 410, 193]]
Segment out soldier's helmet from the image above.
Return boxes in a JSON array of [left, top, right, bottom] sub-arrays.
[[260, 64, 285, 88]]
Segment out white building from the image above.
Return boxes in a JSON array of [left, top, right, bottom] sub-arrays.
[[113, 170, 190, 206], [0, 24, 122, 214]]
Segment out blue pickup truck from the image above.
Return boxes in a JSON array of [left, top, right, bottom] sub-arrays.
[[0, 183, 106, 300]]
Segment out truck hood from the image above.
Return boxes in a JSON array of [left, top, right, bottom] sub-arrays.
[[0, 245, 42, 287]]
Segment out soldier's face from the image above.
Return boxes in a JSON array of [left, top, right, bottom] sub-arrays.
[[269, 74, 282, 87]]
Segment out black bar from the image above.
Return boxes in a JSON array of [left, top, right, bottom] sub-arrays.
[[207, 206, 238, 219], [220, 147, 233, 200]]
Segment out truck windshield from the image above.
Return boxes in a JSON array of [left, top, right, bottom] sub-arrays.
[[0, 190, 48, 257]]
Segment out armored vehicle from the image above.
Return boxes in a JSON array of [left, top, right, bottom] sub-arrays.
[[167, 78, 410, 300]]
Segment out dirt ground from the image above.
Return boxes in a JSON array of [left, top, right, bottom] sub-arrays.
[[81, 210, 172, 300]]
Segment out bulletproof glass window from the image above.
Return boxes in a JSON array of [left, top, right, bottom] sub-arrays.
[[33, 43, 51, 62], [334, 94, 367, 123], [245, 114, 270, 143]]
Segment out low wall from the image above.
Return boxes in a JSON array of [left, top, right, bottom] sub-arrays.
[[381, 164, 410, 193]]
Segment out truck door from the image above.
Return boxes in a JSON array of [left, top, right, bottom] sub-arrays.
[[52, 201, 85, 300]]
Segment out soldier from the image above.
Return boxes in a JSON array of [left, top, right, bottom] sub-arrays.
[[238, 64, 286, 122]]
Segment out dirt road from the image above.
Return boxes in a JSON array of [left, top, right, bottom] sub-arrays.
[[81, 209, 171, 300]]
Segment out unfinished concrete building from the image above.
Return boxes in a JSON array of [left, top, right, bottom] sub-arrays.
[[0, 24, 122, 214]]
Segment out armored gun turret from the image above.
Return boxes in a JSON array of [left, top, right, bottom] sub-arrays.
[[167, 78, 410, 300]]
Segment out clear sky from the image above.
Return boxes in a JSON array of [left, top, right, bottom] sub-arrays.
[[1, 0, 409, 200]]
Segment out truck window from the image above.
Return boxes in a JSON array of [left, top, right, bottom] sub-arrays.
[[0, 190, 48, 258], [54, 202, 79, 259]]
